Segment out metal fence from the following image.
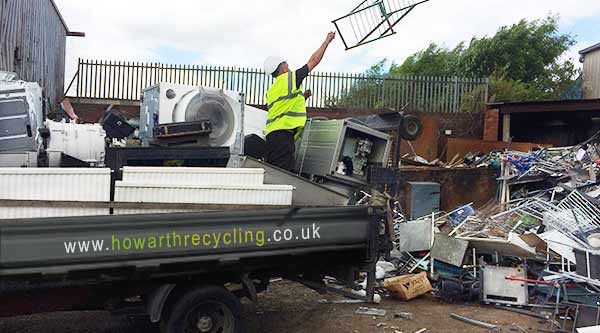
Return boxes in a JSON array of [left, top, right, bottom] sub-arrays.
[[69, 59, 489, 113]]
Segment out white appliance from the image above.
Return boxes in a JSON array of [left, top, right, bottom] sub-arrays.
[[139, 83, 268, 156], [0, 72, 44, 152], [45, 120, 107, 167]]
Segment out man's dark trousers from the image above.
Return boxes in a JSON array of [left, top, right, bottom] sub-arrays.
[[266, 130, 296, 172]]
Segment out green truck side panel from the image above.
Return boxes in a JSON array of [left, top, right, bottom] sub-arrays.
[[0, 206, 375, 276]]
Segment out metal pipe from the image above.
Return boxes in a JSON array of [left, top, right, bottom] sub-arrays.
[[449, 313, 498, 330]]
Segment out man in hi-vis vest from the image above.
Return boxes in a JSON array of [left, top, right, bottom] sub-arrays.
[[262, 32, 336, 171]]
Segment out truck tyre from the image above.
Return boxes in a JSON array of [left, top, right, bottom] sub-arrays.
[[161, 286, 241, 333], [399, 114, 423, 141]]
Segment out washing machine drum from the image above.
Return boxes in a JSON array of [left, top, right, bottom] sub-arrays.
[[177, 90, 237, 147]]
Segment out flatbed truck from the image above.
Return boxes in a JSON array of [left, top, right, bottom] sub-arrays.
[[0, 205, 386, 333]]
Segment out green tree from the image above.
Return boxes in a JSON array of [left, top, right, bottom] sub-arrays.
[[390, 43, 464, 77], [458, 16, 575, 84], [351, 15, 579, 104]]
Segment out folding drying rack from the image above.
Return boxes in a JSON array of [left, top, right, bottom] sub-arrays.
[[332, 0, 431, 50]]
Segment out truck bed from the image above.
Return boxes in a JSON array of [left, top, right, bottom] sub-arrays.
[[0, 206, 378, 282]]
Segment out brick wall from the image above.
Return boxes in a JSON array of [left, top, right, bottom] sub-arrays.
[[71, 100, 486, 163], [71, 101, 139, 123], [483, 109, 500, 141]]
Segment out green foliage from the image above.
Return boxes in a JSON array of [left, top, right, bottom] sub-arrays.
[[347, 15, 581, 105], [390, 43, 465, 77], [458, 16, 575, 83], [454, 15, 579, 101], [489, 75, 537, 102]]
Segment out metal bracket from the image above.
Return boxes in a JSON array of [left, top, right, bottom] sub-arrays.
[[241, 274, 258, 303]]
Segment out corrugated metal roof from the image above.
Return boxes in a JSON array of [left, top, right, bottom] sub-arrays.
[[580, 42, 600, 55]]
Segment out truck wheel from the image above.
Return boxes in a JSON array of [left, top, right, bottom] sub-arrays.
[[161, 286, 241, 333]]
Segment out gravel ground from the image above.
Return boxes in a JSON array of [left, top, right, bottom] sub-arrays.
[[0, 280, 543, 333]]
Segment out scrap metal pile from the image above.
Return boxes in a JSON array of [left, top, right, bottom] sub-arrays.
[[402, 131, 600, 177], [340, 131, 600, 332]]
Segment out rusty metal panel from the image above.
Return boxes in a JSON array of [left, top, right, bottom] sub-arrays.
[[0, 0, 67, 103]]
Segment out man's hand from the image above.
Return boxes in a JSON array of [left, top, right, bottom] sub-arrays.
[[326, 31, 336, 44], [303, 90, 313, 99]]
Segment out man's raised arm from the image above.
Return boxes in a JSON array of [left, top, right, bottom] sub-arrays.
[[307, 32, 336, 72]]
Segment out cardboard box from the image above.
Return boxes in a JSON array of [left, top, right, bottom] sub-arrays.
[[384, 272, 433, 301]]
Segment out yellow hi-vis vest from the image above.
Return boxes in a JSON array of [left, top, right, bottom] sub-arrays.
[[265, 70, 307, 139]]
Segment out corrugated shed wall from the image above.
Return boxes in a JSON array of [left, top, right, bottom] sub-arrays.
[[583, 50, 600, 99], [0, 0, 67, 104]]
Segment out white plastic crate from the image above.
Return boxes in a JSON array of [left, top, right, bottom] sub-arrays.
[[114, 182, 294, 206], [0, 168, 111, 201], [122, 167, 265, 186]]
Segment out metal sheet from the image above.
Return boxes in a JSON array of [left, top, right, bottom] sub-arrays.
[[539, 229, 579, 264], [296, 119, 345, 176], [396, 220, 433, 253], [459, 235, 537, 258], [430, 234, 468, 267], [240, 157, 350, 206], [0, 206, 373, 274], [482, 265, 528, 306], [408, 182, 440, 219]]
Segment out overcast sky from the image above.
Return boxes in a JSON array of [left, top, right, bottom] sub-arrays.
[[55, 0, 600, 83]]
